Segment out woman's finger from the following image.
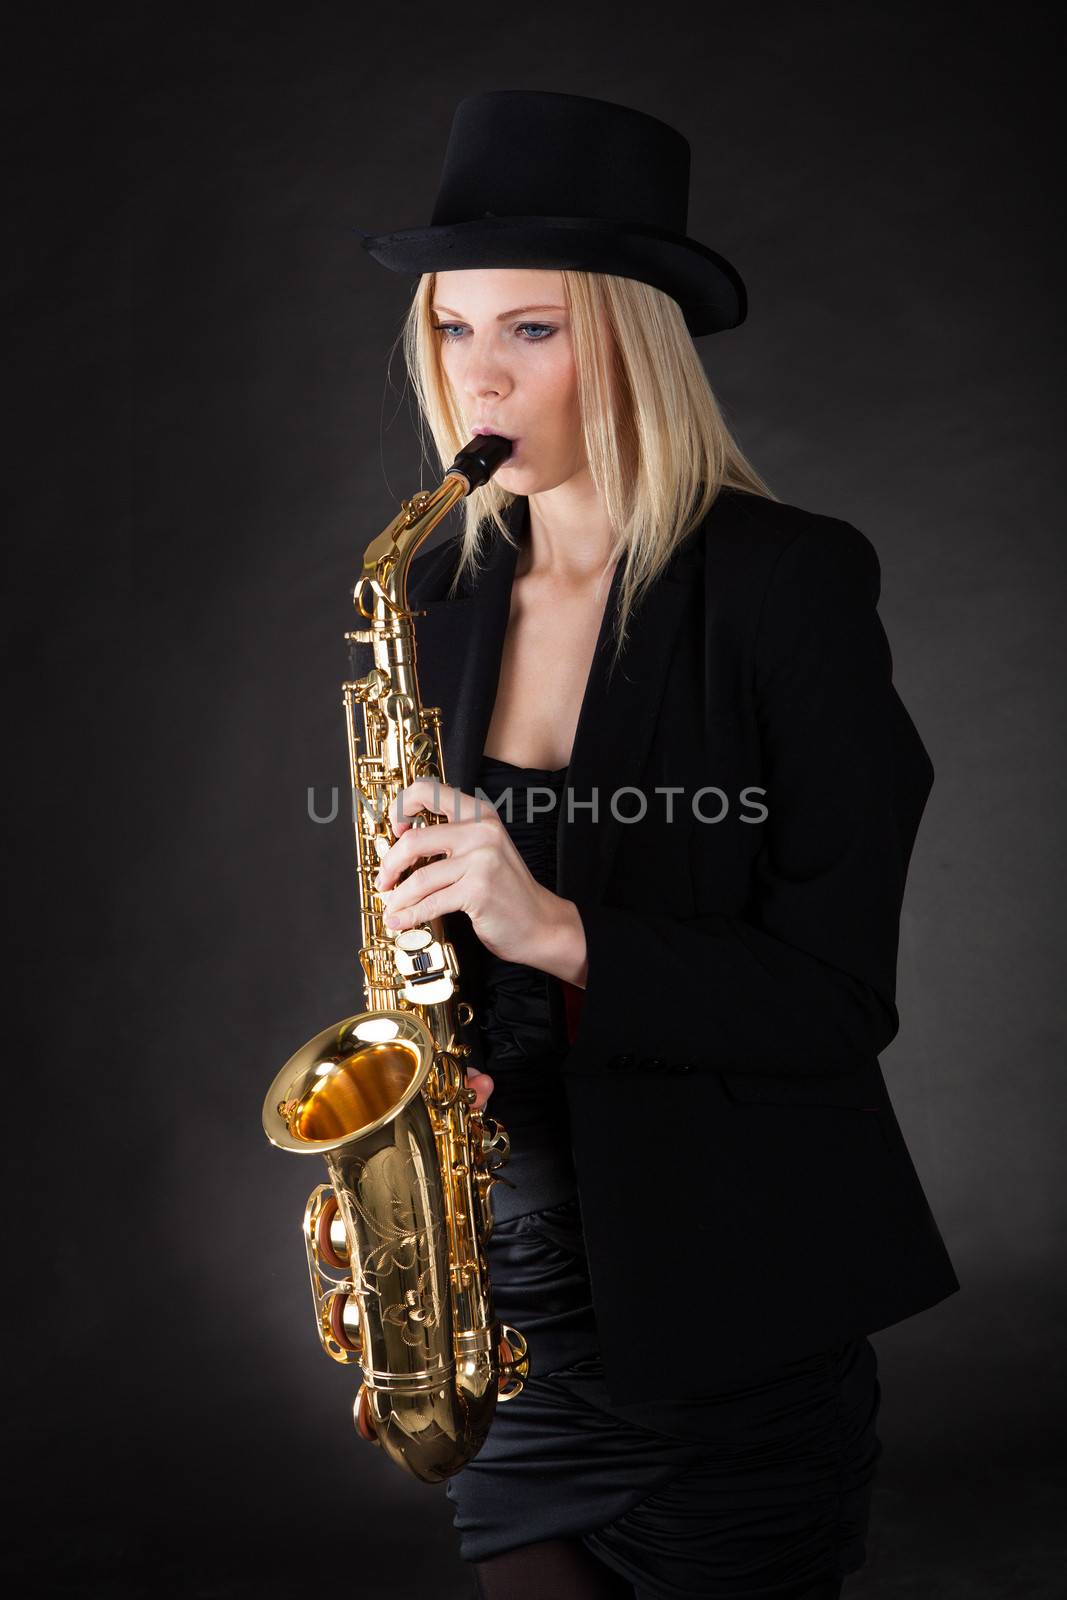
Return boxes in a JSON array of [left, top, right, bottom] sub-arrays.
[[377, 813, 497, 892], [390, 779, 496, 837], [380, 854, 462, 927], [465, 1069, 494, 1111]]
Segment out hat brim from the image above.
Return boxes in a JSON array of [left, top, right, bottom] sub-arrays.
[[359, 215, 746, 336]]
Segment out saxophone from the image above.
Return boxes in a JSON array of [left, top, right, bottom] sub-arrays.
[[262, 434, 528, 1484]]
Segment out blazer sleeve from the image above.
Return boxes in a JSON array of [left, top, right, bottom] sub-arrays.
[[566, 521, 935, 1077]]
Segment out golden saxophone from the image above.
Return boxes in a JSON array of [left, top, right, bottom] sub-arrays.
[[262, 434, 528, 1484]]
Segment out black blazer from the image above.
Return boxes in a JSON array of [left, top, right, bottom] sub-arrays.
[[353, 486, 960, 1410]]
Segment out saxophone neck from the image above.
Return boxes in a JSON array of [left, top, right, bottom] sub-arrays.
[[356, 474, 468, 622], [355, 435, 514, 623]]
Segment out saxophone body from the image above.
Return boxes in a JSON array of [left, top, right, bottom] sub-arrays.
[[262, 435, 528, 1484]]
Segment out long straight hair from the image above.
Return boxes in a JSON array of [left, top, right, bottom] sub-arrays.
[[398, 269, 777, 667]]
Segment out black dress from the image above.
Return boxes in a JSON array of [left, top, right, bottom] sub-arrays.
[[445, 754, 883, 1600]]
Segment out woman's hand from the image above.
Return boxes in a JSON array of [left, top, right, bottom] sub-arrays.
[[465, 1069, 495, 1112], [374, 778, 588, 985]]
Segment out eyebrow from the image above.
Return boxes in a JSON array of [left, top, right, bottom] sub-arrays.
[[431, 303, 567, 320]]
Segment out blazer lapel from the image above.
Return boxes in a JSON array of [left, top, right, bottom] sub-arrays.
[[410, 503, 521, 798], [411, 495, 701, 909], [557, 532, 697, 906]]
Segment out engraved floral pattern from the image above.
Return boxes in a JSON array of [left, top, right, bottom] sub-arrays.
[[382, 1269, 442, 1345], [336, 1149, 443, 1294]]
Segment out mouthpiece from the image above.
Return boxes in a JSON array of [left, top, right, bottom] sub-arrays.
[[449, 434, 514, 491]]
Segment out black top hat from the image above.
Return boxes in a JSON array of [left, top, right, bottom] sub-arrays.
[[360, 90, 747, 338]]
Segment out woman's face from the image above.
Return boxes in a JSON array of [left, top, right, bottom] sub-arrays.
[[431, 269, 587, 491]]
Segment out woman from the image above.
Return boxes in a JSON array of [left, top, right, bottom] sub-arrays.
[[360, 91, 959, 1600]]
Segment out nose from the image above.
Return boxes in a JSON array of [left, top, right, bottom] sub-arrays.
[[460, 339, 513, 411]]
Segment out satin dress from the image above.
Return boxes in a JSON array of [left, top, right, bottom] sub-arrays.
[[445, 753, 883, 1600]]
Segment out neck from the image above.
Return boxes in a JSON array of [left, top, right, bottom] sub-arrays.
[[518, 470, 616, 585]]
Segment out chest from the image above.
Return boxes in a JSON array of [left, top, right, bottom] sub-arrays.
[[484, 570, 613, 770]]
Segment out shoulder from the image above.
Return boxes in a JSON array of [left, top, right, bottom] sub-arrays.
[[689, 488, 883, 626], [702, 487, 880, 582]]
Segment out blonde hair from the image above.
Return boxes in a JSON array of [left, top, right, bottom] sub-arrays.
[[397, 270, 777, 669]]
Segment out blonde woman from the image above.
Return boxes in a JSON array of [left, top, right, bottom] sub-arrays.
[[360, 90, 959, 1600]]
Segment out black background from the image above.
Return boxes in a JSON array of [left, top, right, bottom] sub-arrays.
[[6, 3, 1064, 1596]]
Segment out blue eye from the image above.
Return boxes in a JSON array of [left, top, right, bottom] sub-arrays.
[[432, 322, 557, 343]]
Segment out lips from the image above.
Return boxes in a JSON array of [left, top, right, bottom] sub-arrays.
[[473, 426, 515, 440]]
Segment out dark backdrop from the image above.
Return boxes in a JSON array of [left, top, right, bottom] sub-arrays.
[[6, 4, 1064, 1596]]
